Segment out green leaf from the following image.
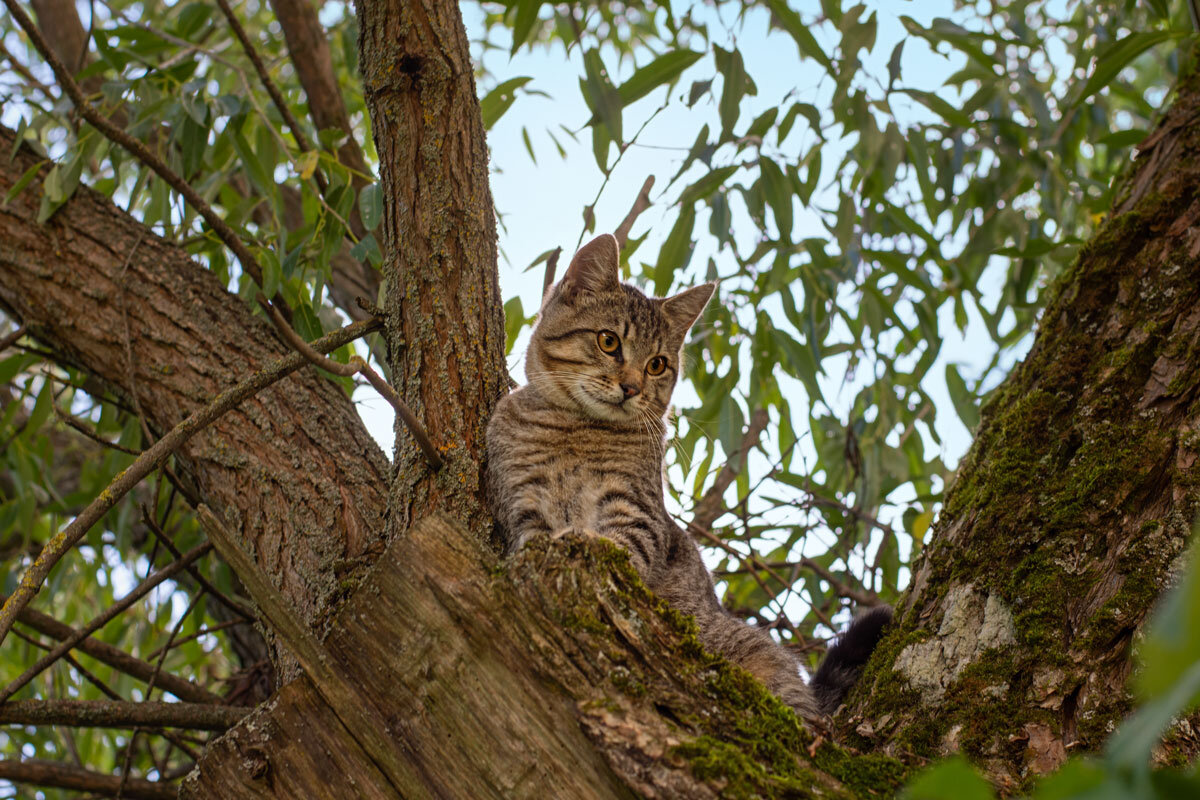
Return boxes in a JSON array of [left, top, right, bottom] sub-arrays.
[[759, 158, 793, 240], [680, 165, 739, 206], [713, 46, 754, 137], [503, 296, 528, 355], [581, 49, 623, 145], [510, 0, 542, 55], [1072, 31, 1184, 109], [944, 364, 979, 430], [653, 205, 696, 295], [618, 49, 703, 108], [897, 89, 973, 128], [4, 161, 43, 207], [763, 0, 834, 75], [901, 757, 995, 800], [480, 77, 533, 130], [292, 300, 324, 342], [358, 183, 383, 231]]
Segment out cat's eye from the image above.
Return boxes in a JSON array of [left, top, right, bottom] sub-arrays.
[[646, 356, 668, 376], [597, 330, 621, 354]]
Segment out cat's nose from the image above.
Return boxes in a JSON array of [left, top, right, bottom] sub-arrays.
[[620, 382, 640, 398]]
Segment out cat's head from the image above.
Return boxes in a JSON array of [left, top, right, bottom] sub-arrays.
[[526, 233, 714, 425]]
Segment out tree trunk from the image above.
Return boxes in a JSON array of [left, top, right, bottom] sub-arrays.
[[356, 0, 508, 539], [844, 67, 1200, 791]]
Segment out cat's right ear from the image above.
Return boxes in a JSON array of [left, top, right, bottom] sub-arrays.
[[559, 234, 620, 302]]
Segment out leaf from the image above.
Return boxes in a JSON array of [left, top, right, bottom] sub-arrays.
[[901, 757, 995, 800], [4, 162, 43, 207], [581, 49, 623, 145], [679, 165, 740, 206], [503, 296, 528, 355], [618, 50, 703, 108], [713, 46, 755, 137], [763, 0, 834, 75], [510, 0, 542, 55], [944, 364, 980, 430], [759, 158, 793, 240], [358, 183, 383, 231], [887, 39, 905, 89], [480, 77, 533, 130], [296, 150, 319, 181], [1072, 31, 1184, 109], [897, 89, 973, 128], [653, 205, 696, 295]]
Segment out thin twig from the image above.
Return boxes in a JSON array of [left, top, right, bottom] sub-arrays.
[[0, 315, 381, 648], [0, 324, 27, 352], [140, 506, 256, 622], [0, 699, 246, 730], [1, 0, 275, 296], [144, 618, 248, 661], [2, 594, 220, 704], [52, 404, 141, 455], [257, 294, 443, 469], [690, 408, 770, 535], [117, 590, 204, 799], [0, 542, 212, 703]]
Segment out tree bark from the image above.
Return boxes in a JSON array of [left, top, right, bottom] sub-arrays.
[[0, 127, 389, 667], [843, 67, 1200, 790], [356, 0, 508, 538]]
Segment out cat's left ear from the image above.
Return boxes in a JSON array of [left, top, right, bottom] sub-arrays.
[[662, 282, 716, 332]]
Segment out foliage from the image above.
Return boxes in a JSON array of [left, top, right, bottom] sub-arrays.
[[0, 0, 1196, 795]]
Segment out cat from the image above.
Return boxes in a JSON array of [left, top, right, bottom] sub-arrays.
[[486, 233, 887, 720]]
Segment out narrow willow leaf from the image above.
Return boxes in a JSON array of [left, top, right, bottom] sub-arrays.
[[480, 76, 533, 130], [618, 49, 703, 107], [763, 0, 834, 74], [1072, 30, 1184, 109]]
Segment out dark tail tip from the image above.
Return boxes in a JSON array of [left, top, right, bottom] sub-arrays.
[[811, 605, 893, 715]]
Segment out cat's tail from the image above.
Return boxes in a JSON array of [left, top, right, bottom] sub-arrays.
[[810, 605, 893, 715]]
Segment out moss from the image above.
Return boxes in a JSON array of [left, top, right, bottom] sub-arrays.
[[671, 737, 822, 799], [811, 744, 906, 798]]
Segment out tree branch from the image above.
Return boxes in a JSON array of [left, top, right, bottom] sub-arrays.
[[258, 295, 443, 468], [0, 593, 222, 705], [614, 175, 655, 248], [0, 699, 246, 730], [0, 758, 175, 800], [690, 408, 771, 534], [1, 542, 212, 703]]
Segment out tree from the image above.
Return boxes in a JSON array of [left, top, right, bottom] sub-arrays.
[[0, 0, 1198, 797]]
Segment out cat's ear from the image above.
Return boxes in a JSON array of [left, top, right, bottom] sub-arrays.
[[560, 234, 620, 300], [662, 282, 716, 332]]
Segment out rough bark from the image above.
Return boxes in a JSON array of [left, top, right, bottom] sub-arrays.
[[185, 517, 902, 799], [0, 127, 389, 661], [356, 0, 508, 537], [843, 68, 1200, 791]]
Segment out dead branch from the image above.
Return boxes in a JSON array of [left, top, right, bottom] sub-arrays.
[[0, 314, 381, 648], [0, 699, 246, 730], [196, 506, 423, 791], [0, 323, 26, 351], [614, 175, 655, 248], [0, 758, 175, 800], [690, 408, 771, 534]]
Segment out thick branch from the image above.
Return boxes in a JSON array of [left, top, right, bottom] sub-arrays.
[[357, 0, 508, 537], [0, 699, 246, 730]]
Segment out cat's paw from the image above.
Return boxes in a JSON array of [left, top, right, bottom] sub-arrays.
[[550, 527, 599, 543]]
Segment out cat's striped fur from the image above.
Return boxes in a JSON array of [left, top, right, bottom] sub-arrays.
[[487, 234, 824, 721]]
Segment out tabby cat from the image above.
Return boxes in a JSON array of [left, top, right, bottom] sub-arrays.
[[487, 234, 887, 720]]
